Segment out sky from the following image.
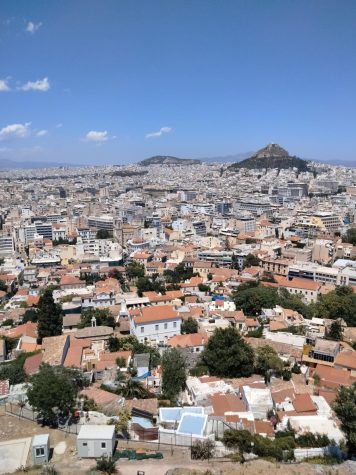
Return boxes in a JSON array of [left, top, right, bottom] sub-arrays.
[[1, 0, 356, 165]]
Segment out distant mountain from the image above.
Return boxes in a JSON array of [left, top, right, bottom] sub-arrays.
[[200, 152, 253, 163], [0, 159, 76, 170], [228, 143, 309, 172], [139, 155, 202, 166]]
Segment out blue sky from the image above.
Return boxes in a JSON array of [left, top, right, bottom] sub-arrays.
[[1, 0, 356, 164]]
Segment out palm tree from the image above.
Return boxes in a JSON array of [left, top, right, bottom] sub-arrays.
[[119, 378, 151, 399]]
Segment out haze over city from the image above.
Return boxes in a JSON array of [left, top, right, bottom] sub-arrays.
[[1, 0, 356, 165]]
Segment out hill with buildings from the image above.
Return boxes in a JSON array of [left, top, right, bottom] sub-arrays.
[[228, 143, 309, 172], [139, 155, 202, 166]]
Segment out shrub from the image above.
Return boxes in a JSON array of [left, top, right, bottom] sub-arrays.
[[95, 456, 117, 474], [191, 440, 215, 460]]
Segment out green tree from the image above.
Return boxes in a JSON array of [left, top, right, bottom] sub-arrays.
[[327, 320, 343, 341], [37, 289, 63, 342], [108, 269, 126, 287], [222, 429, 253, 452], [78, 308, 115, 329], [243, 253, 260, 268], [254, 345, 284, 375], [198, 283, 210, 292], [109, 407, 131, 432], [126, 262, 145, 280], [27, 364, 80, 425], [96, 229, 112, 239], [1, 318, 13, 327], [163, 263, 194, 284], [161, 348, 187, 401], [233, 285, 278, 315], [181, 317, 198, 334], [342, 228, 356, 246], [200, 327, 254, 378], [115, 357, 126, 368], [333, 383, 356, 455], [136, 276, 165, 297], [0, 279, 7, 292], [314, 286, 356, 326], [22, 308, 38, 323], [118, 377, 152, 399]]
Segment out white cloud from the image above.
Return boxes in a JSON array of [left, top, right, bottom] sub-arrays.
[[0, 122, 31, 141], [26, 21, 42, 34], [84, 130, 109, 142], [20, 77, 50, 92], [55, 123, 63, 129], [36, 129, 48, 137], [0, 79, 10, 92], [145, 126, 172, 139]]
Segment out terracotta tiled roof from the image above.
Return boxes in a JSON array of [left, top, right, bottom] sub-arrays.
[[81, 386, 119, 406], [274, 275, 320, 291], [167, 333, 205, 348], [23, 353, 43, 376], [334, 350, 356, 371], [2, 322, 37, 339], [210, 393, 247, 416], [314, 364, 352, 387], [135, 305, 179, 324], [293, 393, 316, 413]]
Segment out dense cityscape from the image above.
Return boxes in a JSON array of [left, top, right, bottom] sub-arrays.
[[0, 144, 356, 474]]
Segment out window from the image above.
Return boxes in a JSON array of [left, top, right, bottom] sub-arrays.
[[140, 326, 144, 333], [82, 443, 87, 447], [173, 321, 177, 328], [155, 324, 159, 331], [35, 447, 45, 457], [164, 323, 168, 329], [101, 442, 106, 449]]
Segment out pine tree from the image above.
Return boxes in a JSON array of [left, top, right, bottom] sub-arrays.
[[37, 288, 63, 342]]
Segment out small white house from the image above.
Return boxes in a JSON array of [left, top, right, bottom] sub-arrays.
[[130, 304, 181, 345], [77, 425, 116, 458]]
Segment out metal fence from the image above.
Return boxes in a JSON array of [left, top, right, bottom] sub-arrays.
[[5, 403, 81, 435], [4, 403, 217, 450]]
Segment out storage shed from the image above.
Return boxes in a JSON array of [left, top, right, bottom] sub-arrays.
[[77, 425, 116, 458], [32, 434, 50, 465]]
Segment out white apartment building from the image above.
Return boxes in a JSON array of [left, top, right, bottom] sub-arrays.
[[129, 304, 181, 345]]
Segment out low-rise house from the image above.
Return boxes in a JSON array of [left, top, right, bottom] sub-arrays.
[[197, 314, 230, 337], [311, 338, 340, 363], [242, 386, 273, 420], [167, 333, 206, 353], [60, 275, 86, 290], [23, 352, 43, 376], [312, 364, 353, 389], [42, 335, 70, 366], [63, 314, 82, 332], [186, 375, 234, 405], [74, 325, 114, 342], [272, 276, 321, 304], [129, 304, 181, 345], [334, 350, 356, 375], [143, 290, 183, 306]]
